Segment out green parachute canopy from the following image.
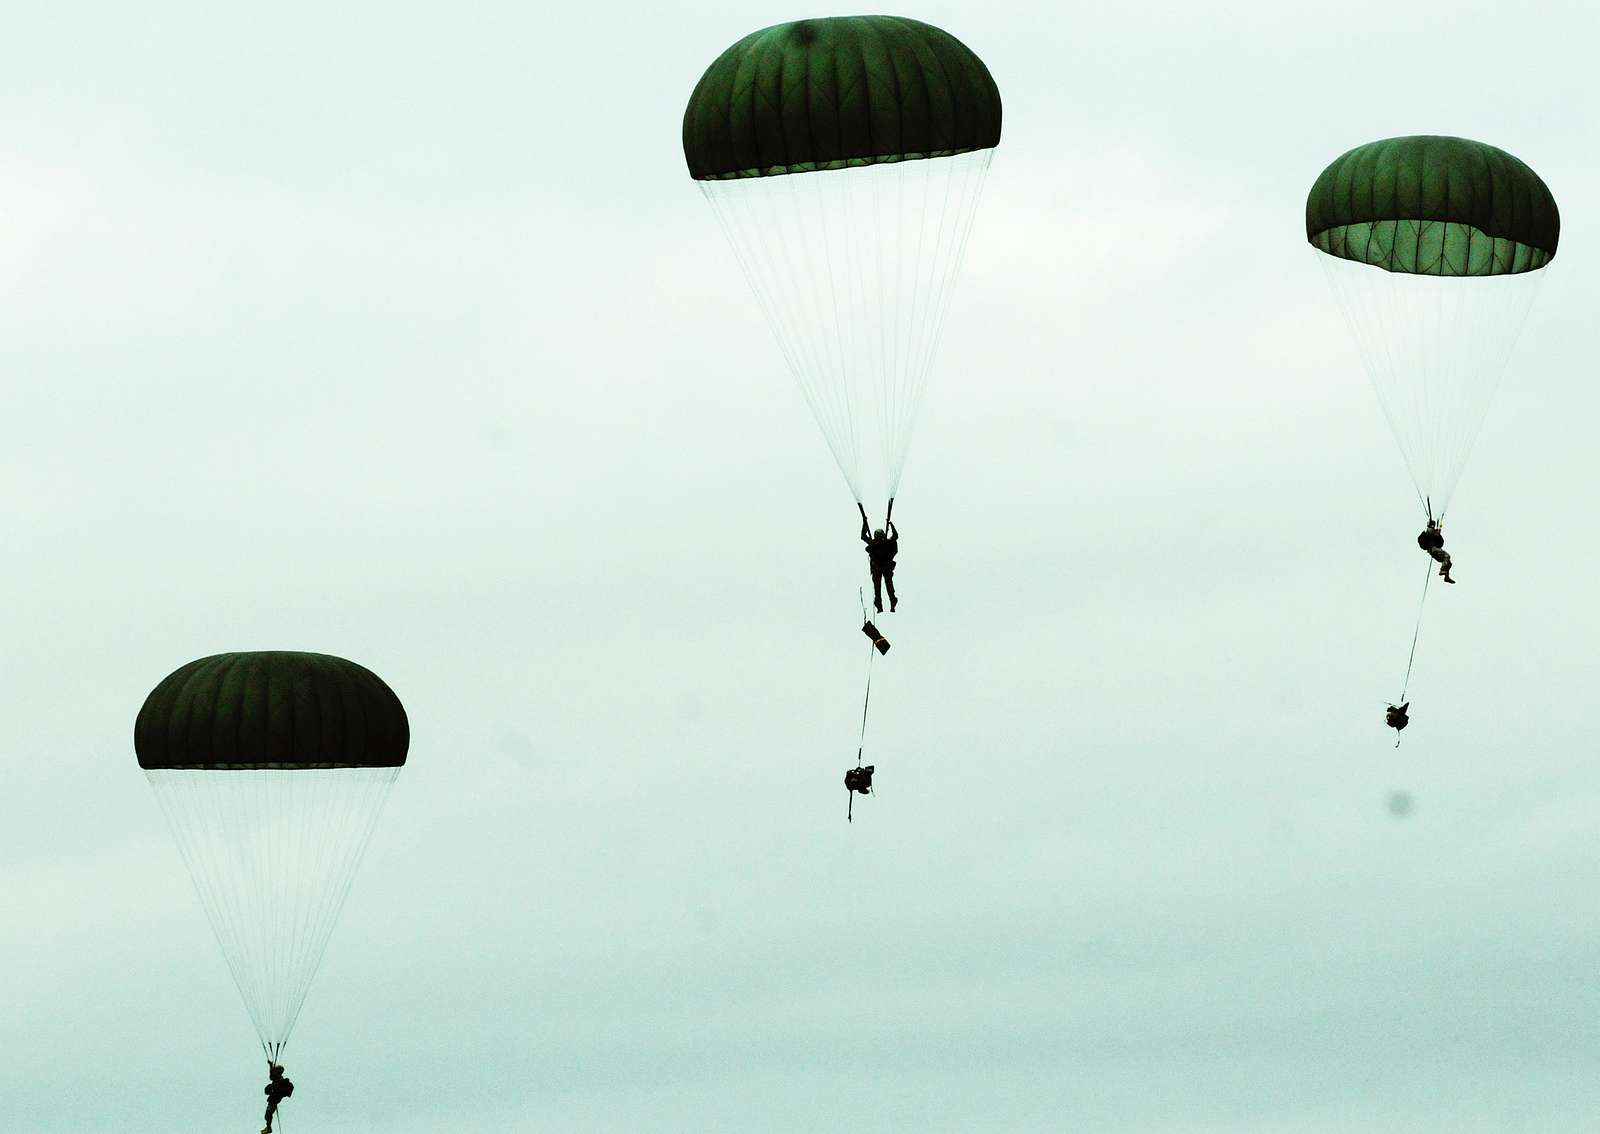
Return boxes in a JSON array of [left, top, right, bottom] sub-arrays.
[[138, 650, 408, 1063], [683, 15, 1002, 181], [684, 16, 1001, 512], [1306, 135, 1559, 275], [136, 651, 409, 771]]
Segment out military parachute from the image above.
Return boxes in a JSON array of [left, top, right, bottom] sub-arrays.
[[1306, 135, 1559, 734], [684, 15, 1002, 526], [137, 651, 407, 1120]]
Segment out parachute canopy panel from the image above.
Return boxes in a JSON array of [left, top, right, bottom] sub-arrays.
[[136, 651, 409, 770], [1306, 135, 1559, 275], [683, 15, 1002, 181]]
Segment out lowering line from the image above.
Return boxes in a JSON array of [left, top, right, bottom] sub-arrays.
[[1389, 499, 1438, 748], [1401, 499, 1437, 702], [1398, 556, 1432, 707], [849, 643, 875, 823], [856, 637, 875, 769], [850, 588, 878, 822]]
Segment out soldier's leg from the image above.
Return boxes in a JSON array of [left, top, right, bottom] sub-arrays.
[[872, 568, 884, 612], [884, 572, 897, 611]]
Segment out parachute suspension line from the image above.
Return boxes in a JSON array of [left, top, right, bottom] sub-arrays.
[[1317, 253, 1545, 518], [703, 150, 993, 508], [887, 150, 993, 502], [784, 166, 862, 492], [1319, 254, 1429, 515], [886, 155, 918, 499], [876, 153, 902, 500], [147, 767, 400, 1054], [700, 190, 823, 464], [787, 167, 851, 488], [805, 156, 864, 487], [1400, 556, 1432, 704], [1439, 265, 1548, 516], [904, 153, 984, 433], [702, 179, 863, 498], [896, 157, 917, 494], [870, 158, 896, 495]]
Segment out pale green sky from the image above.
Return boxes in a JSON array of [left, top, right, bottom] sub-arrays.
[[2, 1, 1598, 1131]]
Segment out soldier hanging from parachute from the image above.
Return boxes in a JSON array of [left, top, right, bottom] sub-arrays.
[[137, 651, 409, 1128], [1305, 134, 1559, 743], [261, 1062, 294, 1134], [859, 503, 900, 615], [1417, 513, 1455, 584], [684, 14, 1002, 805]]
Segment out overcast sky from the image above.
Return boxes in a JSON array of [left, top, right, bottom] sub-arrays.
[[3, 2, 1598, 1131]]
